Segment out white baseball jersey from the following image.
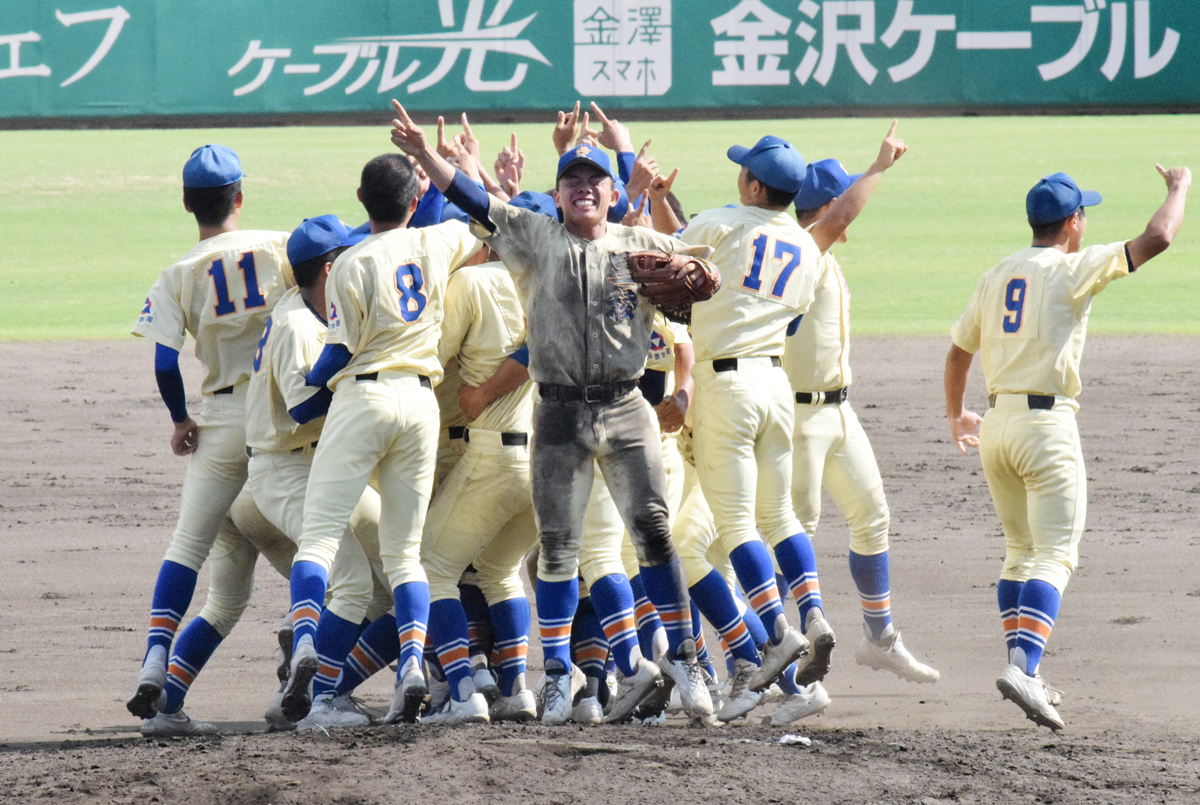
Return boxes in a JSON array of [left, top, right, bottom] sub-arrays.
[[324, 221, 482, 390], [134, 230, 294, 393], [438, 261, 533, 435], [681, 206, 819, 361], [783, 249, 852, 393], [951, 242, 1131, 397], [245, 287, 326, 453]]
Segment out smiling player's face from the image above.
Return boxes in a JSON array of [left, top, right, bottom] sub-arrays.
[[555, 165, 616, 229]]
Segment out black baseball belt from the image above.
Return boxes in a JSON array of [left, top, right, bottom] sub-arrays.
[[447, 426, 466, 440], [538, 380, 637, 404], [246, 440, 319, 458], [356, 372, 432, 389], [796, 388, 849, 405], [988, 393, 1056, 410], [712, 356, 781, 372], [464, 429, 529, 446]]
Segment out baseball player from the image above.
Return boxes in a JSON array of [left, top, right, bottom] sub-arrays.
[[127, 145, 294, 720], [677, 135, 822, 699], [421, 255, 539, 725], [284, 153, 483, 725], [389, 100, 717, 724], [945, 165, 1191, 730], [785, 127, 939, 687], [247, 215, 396, 729]]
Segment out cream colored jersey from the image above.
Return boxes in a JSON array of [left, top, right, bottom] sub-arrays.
[[324, 221, 482, 389], [783, 248, 851, 392], [682, 206, 819, 362], [647, 313, 690, 397], [245, 287, 327, 453], [951, 242, 1131, 398], [133, 230, 294, 394], [438, 261, 533, 434], [436, 356, 468, 431]]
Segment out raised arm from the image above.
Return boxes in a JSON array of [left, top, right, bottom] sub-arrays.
[[809, 120, 907, 253], [944, 343, 981, 455], [1127, 164, 1191, 268]]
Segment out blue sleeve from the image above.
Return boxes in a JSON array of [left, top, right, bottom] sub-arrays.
[[509, 343, 530, 367], [154, 343, 188, 423], [638, 369, 667, 406], [786, 314, 804, 337], [616, 151, 635, 185], [289, 386, 334, 424], [305, 343, 352, 389], [443, 170, 495, 232], [409, 185, 445, 229]]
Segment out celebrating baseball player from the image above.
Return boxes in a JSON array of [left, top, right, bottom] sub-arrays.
[[284, 154, 483, 725], [389, 99, 721, 724], [786, 125, 939, 688], [944, 164, 1191, 730], [127, 145, 294, 722]]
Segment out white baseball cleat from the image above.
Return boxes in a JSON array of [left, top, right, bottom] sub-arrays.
[[1038, 676, 1065, 707], [263, 690, 295, 732], [658, 646, 714, 723], [126, 659, 168, 720], [795, 614, 836, 686], [603, 658, 663, 724], [750, 627, 809, 692], [385, 664, 428, 724], [140, 709, 217, 737], [854, 625, 939, 684], [421, 692, 490, 726], [572, 694, 604, 726], [767, 681, 831, 726], [279, 640, 320, 722], [718, 658, 764, 722], [539, 671, 573, 726], [491, 688, 538, 723], [295, 693, 371, 730], [997, 664, 1064, 731]]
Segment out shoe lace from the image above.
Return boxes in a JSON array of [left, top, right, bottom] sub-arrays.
[[544, 674, 567, 710], [728, 665, 753, 699], [679, 659, 708, 692]]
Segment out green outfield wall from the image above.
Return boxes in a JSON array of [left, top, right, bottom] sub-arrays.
[[1, 1, 1196, 119]]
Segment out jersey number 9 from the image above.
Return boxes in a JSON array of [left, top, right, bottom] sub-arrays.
[[1002, 278, 1027, 334]]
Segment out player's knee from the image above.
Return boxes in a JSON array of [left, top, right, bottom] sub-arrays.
[[196, 596, 246, 637], [477, 572, 524, 605], [538, 530, 582, 577], [849, 518, 890, 556]]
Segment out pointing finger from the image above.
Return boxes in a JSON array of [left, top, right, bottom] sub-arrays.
[[511, 131, 519, 151], [664, 167, 679, 189], [637, 139, 652, 159], [590, 101, 612, 126], [461, 112, 474, 137], [436, 116, 446, 147], [886, 118, 898, 139]]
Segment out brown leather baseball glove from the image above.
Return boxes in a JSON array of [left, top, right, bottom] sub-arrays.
[[626, 250, 721, 318]]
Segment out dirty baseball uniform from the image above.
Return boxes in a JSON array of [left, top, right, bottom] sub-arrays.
[[951, 241, 1132, 590]]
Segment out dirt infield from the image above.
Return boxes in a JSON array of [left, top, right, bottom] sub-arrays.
[[2, 336, 1199, 803]]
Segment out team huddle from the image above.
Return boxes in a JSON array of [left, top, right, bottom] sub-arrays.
[[125, 100, 1191, 737]]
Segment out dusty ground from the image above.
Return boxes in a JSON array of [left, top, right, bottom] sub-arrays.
[[1, 336, 1199, 803]]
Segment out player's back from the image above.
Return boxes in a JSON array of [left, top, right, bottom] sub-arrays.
[[135, 229, 293, 394], [783, 249, 851, 393], [324, 221, 480, 390], [440, 261, 533, 435], [954, 242, 1130, 398], [682, 205, 819, 362]]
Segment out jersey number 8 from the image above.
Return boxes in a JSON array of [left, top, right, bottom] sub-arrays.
[[394, 263, 427, 323]]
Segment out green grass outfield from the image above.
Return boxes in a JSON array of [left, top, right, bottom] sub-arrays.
[[0, 114, 1196, 340]]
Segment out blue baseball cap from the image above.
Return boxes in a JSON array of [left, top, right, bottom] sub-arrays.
[[727, 135, 807, 194], [556, 144, 616, 182], [508, 190, 557, 218], [287, 215, 351, 266], [1026, 172, 1102, 225], [794, 159, 862, 212], [182, 144, 244, 189]]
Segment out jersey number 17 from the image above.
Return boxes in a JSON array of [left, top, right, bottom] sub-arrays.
[[742, 234, 803, 299]]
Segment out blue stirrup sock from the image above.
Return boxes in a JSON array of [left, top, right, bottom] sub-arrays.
[[311, 608, 362, 699], [489, 597, 531, 697], [587, 573, 642, 676], [689, 568, 760, 665], [572, 594, 610, 682], [772, 532, 824, 627], [1014, 579, 1061, 676], [849, 550, 893, 639], [629, 573, 666, 660], [997, 579, 1024, 659], [429, 598, 473, 701], [638, 559, 695, 658], [730, 541, 787, 643], [335, 613, 399, 696], [163, 616, 223, 713], [536, 576, 578, 674], [458, 579, 494, 663], [289, 560, 328, 651], [393, 581, 431, 676], [146, 560, 198, 659]]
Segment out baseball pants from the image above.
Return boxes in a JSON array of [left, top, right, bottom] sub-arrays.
[[981, 395, 1086, 593], [791, 401, 890, 557]]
